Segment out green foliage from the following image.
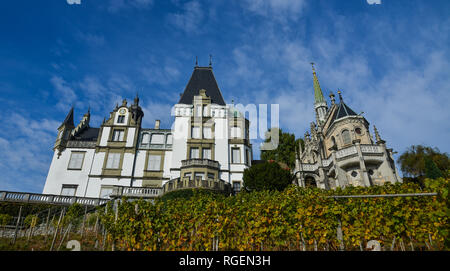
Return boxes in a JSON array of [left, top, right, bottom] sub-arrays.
[[398, 145, 449, 178], [243, 161, 293, 192], [260, 128, 303, 169], [160, 188, 225, 201], [23, 214, 39, 228], [0, 214, 12, 226], [63, 203, 84, 227], [99, 178, 449, 251], [0, 202, 54, 218], [425, 156, 444, 179]]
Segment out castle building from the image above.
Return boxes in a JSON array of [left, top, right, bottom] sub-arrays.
[[43, 65, 252, 198], [294, 64, 402, 189]]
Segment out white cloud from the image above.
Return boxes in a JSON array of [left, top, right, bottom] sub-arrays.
[[168, 0, 204, 33], [0, 113, 60, 192], [366, 0, 382, 4], [50, 75, 77, 111], [67, 0, 81, 5], [241, 0, 306, 22]]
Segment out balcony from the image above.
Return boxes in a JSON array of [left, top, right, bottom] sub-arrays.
[[163, 177, 231, 194], [109, 186, 162, 199], [181, 159, 220, 169]]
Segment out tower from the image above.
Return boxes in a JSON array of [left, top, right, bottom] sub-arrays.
[[311, 63, 328, 126], [54, 107, 75, 158]]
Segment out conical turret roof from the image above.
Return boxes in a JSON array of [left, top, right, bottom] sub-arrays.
[[178, 66, 226, 105]]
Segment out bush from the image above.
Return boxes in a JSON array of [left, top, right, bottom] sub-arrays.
[[243, 161, 292, 192], [24, 214, 39, 228], [0, 214, 12, 226], [160, 188, 225, 201]]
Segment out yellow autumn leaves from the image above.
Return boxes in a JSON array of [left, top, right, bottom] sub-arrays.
[[99, 178, 448, 251]]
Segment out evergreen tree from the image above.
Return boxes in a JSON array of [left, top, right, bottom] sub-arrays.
[[243, 161, 293, 192], [260, 128, 303, 169], [424, 156, 444, 179]]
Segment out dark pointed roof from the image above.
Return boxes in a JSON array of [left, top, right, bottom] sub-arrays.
[[59, 107, 74, 129], [178, 66, 226, 105], [330, 101, 358, 122]]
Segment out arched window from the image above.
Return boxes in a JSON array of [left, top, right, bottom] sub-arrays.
[[342, 130, 351, 145]]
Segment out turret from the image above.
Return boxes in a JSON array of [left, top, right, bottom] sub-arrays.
[[54, 107, 75, 158]]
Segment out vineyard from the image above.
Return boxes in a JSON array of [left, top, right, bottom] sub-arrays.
[[0, 177, 448, 251], [100, 177, 449, 251]]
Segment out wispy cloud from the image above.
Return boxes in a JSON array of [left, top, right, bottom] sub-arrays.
[[50, 75, 77, 111], [367, 0, 382, 5], [241, 0, 306, 23], [67, 0, 81, 5], [167, 0, 204, 33], [0, 113, 60, 192]]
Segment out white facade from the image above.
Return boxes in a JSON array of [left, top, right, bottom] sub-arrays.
[[43, 66, 252, 198]]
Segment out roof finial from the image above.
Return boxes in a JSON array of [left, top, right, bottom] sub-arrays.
[[337, 90, 343, 102], [311, 62, 316, 74], [195, 56, 198, 67], [373, 125, 385, 144], [209, 54, 212, 67], [329, 91, 336, 105], [134, 92, 139, 105]]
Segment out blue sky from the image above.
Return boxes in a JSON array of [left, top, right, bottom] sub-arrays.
[[0, 0, 449, 193]]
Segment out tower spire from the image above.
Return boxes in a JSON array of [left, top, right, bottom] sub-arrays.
[[373, 125, 385, 144], [60, 106, 74, 129], [311, 63, 328, 125], [311, 62, 325, 104]]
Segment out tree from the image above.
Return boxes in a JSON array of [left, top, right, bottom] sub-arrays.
[[260, 128, 304, 169], [397, 145, 449, 178], [424, 156, 444, 179], [243, 161, 293, 192]]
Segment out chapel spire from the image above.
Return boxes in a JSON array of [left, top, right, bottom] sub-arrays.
[[312, 63, 326, 105], [311, 63, 328, 125]]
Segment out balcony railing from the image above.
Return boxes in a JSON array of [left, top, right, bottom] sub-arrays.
[[336, 146, 358, 159], [181, 159, 220, 169], [0, 191, 109, 206], [109, 186, 162, 199], [163, 177, 230, 194], [360, 144, 383, 155]]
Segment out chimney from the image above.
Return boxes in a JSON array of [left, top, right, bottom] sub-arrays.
[[155, 120, 160, 129]]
